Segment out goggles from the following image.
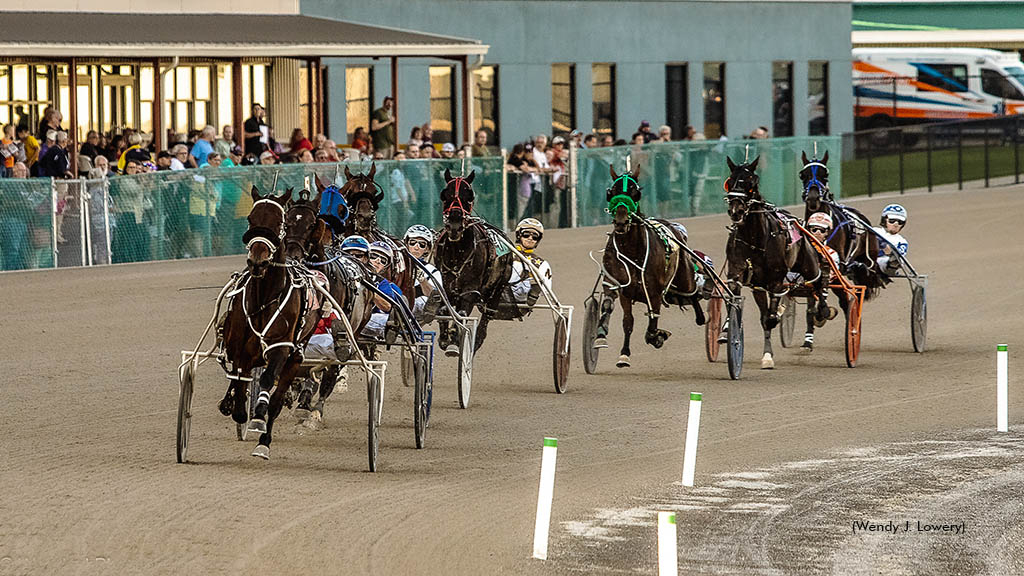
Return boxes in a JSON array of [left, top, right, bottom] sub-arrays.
[[369, 254, 391, 266], [518, 231, 541, 241], [406, 238, 430, 249]]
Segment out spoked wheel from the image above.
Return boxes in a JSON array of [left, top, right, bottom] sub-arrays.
[[911, 283, 927, 353], [457, 325, 474, 409], [779, 295, 797, 348], [176, 361, 195, 463], [582, 297, 601, 374], [705, 290, 723, 362], [553, 315, 571, 394], [727, 301, 744, 380], [413, 349, 430, 449], [367, 371, 383, 472], [845, 293, 863, 368]]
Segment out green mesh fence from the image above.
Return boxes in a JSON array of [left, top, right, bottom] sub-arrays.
[[573, 136, 842, 227], [0, 157, 506, 272]]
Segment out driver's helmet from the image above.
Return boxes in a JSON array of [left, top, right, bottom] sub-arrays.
[[515, 218, 544, 241], [807, 211, 833, 231], [340, 235, 369, 255], [403, 224, 434, 246], [881, 203, 907, 224], [368, 240, 394, 264]]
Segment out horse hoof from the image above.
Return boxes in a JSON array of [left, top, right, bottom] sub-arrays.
[[248, 418, 267, 434], [444, 344, 459, 358], [218, 397, 233, 417], [827, 306, 839, 320], [251, 445, 270, 460], [801, 341, 814, 352], [305, 412, 323, 430], [593, 337, 608, 349], [616, 355, 631, 368], [765, 316, 780, 330], [761, 353, 775, 370], [293, 408, 311, 422]]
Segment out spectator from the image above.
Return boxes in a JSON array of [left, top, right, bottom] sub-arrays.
[[170, 144, 189, 171], [658, 125, 672, 142], [155, 151, 172, 171], [110, 159, 151, 263], [259, 150, 277, 165], [471, 129, 493, 157], [288, 129, 313, 154], [215, 125, 239, 161], [191, 125, 216, 166], [420, 123, 436, 153], [631, 132, 645, 146], [569, 129, 583, 150], [1, 124, 17, 177], [370, 96, 396, 158], [613, 138, 627, 146], [507, 143, 540, 221], [314, 148, 330, 163], [298, 149, 314, 163], [240, 153, 259, 166], [279, 153, 299, 164], [36, 106, 61, 142], [80, 130, 102, 160], [189, 153, 221, 257], [118, 132, 150, 172], [531, 134, 551, 172], [600, 134, 615, 147], [266, 127, 284, 156], [549, 136, 570, 227], [407, 126, 423, 150], [351, 127, 370, 153], [93, 154, 113, 177], [440, 142, 456, 159], [389, 151, 417, 232], [323, 140, 340, 161], [582, 134, 598, 149], [37, 131, 71, 178], [637, 120, 656, 143], [406, 144, 420, 160], [243, 103, 267, 157], [749, 126, 769, 139], [420, 143, 437, 159], [0, 162, 33, 270], [16, 125, 39, 170]]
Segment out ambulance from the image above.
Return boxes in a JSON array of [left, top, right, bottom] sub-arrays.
[[853, 48, 1024, 130]]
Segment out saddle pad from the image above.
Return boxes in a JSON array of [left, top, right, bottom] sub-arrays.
[[304, 269, 329, 312], [645, 219, 677, 257], [486, 227, 511, 258], [777, 214, 802, 245]]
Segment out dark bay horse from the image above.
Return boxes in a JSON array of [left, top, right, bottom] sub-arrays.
[[724, 156, 829, 369], [434, 168, 513, 354], [596, 165, 703, 368], [218, 186, 321, 459], [800, 151, 886, 349]]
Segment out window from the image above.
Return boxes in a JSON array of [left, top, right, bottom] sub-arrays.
[[345, 66, 373, 143], [981, 69, 1024, 100], [772, 62, 793, 137], [429, 65, 456, 144], [472, 65, 499, 146], [592, 63, 616, 137], [160, 65, 215, 136], [808, 61, 829, 136], [915, 63, 968, 93], [703, 62, 725, 139], [665, 64, 688, 140], [551, 64, 576, 137]]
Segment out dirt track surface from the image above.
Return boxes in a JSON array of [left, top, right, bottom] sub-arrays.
[[2, 186, 1022, 575]]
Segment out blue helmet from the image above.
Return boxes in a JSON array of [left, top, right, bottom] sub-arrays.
[[340, 235, 370, 254], [369, 240, 394, 261], [881, 203, 907, 223]]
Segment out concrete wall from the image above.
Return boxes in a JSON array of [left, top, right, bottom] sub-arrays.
[[0, 0, 298, 12], [302, 0, 853, 146]]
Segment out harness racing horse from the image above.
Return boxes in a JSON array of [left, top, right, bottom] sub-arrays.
[[218, 186, 322, 459], [323, 168, 417, 308], [434, 168, 514, 354], [724, 156, 830, 369], [596, 165, 703, 368]]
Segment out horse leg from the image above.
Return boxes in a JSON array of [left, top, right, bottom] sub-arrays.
[[253, 358, 302, 460], [617, 294, 634, 368], [644, 299, 671, 349], [802, 296, 816, 351], [753, 291, 776, 369], [473, 314, 491, 352], [690, 296, 706, 326], [308, 365, 342, 428], [249, 348, 290, 434], [595, 289, 616, 345]]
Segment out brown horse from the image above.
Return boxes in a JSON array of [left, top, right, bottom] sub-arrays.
[[724, 156, 833, 369], [595, 165, 702, 368], [218, 186, 321, 459], [434, 168, 514, 354]]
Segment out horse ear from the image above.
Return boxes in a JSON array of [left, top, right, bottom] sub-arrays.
[[251, 185, 262, 201], [609, 164, 618, 180], [801, 151, 810, 166], [344, 165, 354, 180], [312, 189, 322, 207], [315, 219, 332, 245], [631, 164, 641, 181], [749, 155, 760, 171], [444, 167, 452, 182], [314, 173, 327, 192], [822, 150, 829, 165], [276, 188, 292, 205], [465, 170, 475, 185], [368, 162, 377, 179], [726, 156, 737, 171]]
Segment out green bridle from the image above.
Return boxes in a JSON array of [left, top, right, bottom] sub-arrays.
[[607, 174, 641, 216]]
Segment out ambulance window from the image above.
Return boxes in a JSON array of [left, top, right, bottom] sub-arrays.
[[915, 64, 968, 92], [982, 69, 1024, 99]]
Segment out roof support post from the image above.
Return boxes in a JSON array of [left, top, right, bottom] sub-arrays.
[[232, 58, 243, 153], [391, 56, 399, 155], [152, 58, 163, 153], [315, 57, 324, 136], [306, 58, 315, 139], [461, 55, 471, 146], [68, 57, 78, 174]]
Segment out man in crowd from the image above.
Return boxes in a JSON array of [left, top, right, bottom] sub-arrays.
[[370, 96, 395, 159], [191, 125, 216, 166], [471, 129, 493, 157], [243, 103, 267, 157], [637, 120, 656, 143], [215, 125, 239, 161], [658, 125, 672, 142], [37, 131, 71, 178]]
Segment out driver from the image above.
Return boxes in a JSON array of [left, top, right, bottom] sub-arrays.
[[404, 224, 443, 321], [362, 241, 404, 339], [873, 203, 909, 274], [510, 218, 552, 307]]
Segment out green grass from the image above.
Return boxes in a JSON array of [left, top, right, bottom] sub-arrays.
[[841, 143, 1024, 197]]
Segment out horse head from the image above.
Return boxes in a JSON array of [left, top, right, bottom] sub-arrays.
[[724, 155, 760, 224], [440, 167, 476, 241], [800, 150, 830, 212], [607, 164, 642, 235], [339, 163, 381, 236], [283, 188, 324, 262], [242, 185, 289, 278], [314, 173, 350, 238]]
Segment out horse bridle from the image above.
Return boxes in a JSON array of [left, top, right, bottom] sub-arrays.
[[283, 201, 320, 260], [724, 168, 760, 224], [801, 162, 831, 201], [443, 177, 474, 219], [244, 198, 287, 259]]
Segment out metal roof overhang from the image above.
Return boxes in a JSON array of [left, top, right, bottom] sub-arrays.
[[0, 12, 489, 58], [853, 29, 1024, 49]]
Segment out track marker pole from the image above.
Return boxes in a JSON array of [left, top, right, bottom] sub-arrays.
[[532, 437, 558, 560], [658, 511, 678, 576], [998, 344, 1008, 432], [682, 392, 703, 487]]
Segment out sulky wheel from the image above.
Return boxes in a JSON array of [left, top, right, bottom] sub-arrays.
[[911, 284, 927, 353], [727, 301, 744, 380], [582, 297, 601, 374], [457, 324, 474, 409], [553, 315, 571, 394], [400, 347, 414, 388], [413, 349, 429, 449], [367, 371, 383, 472], [779, 295, 797, 348], [176, 362, 195, 463], [705, 290, 723, 362], [845, 293, 862, 368]]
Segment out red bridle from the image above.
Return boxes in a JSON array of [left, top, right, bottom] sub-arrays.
[[443, 178, 473, 216]]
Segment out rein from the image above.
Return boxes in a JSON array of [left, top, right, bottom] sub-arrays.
[[443, 177, 474, 216]]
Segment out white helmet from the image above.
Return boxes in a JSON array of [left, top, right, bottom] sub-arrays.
[[807, 211, 833, 230], [404, 224, 434, 245], [368, 240, 394, 263], [515, 218, 544, 240], [881, 203, 907, 223]]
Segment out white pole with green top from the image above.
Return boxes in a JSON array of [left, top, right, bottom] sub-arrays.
[[682, 392, 703, 487], [658, 511, 678, 575], [532, 437, 558, 560], [998, 344, 1008, 432]]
